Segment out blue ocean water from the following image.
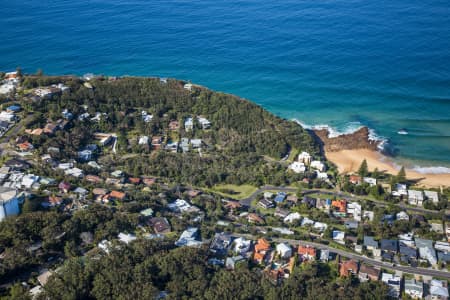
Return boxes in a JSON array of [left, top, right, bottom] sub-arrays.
[[1, 0, 450, 171]]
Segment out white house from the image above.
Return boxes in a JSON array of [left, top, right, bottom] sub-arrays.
[[347, 202, 362, 221], [424, 190, 439, 204], [233, 237, 252, 256], [363, 177, 377, 186], [0, 187, 19, 222], [289, 161, 306, 173], [381, 273, 401, 298], [332, 230, 345, 244], [197, 117, 211, 129], [138, 136, 149, 145], [392, 183, 408, 197], [0, 111, 15, 122], [316, 171, 328, 180], [118, 232, 137, 244], [283, 212, 301, 224], [404, 279, 423, 299], [184, 117, 194, 131], [276, 243, 292, 259], [310, 160, 325, 172], [408, 190, 424, 206], [298, 152, 311, 165], [313, 222, 327, 232], [430, 279, 449, 299], [183, 83, 193, 91], [396, 211, 409, 221], [175, 227, 202, 247]]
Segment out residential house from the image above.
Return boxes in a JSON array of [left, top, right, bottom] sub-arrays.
[[107, 191, 127, 201], [320, 249, 330, 262], [316, 171, 328, 180], [184, 83, 193, 91], [86, 175, 103, 184], [225, 256, 245, 270], [167, 199, 193, 213], [347, 202, 362, 221], [399, 242, 417, 264], [429, 279, 449, 300], [138, 136, 149, 145], [380, 239, 398, 254], [416, 238, 437, 265], [209, 232, 233, 255], [0, 187, 20, 222], [248, 213, 265, 224], [151, 136, 163, 149], [283, 212, 301, 224], [392, 183, 408, 197], [345, 220, 359, 230], [363, 177, 377, 186], [298, 246, 316, 261], [331, 199, 347, 214], [175, 227, 202, 247], [139, 208, 153, 217], [258, 198, 274, 209], [128, 177, 141, 185], [233, 237, 252, 256], [289, 161, 306, 173], [313, 222, 327, 232], [358, 264, 380, 282], [381, 273, 401, 298], [274, 192, 287, 203], [274, 207, 290, 219], [148, 217, 171, 234], [424, 190, 439, 204], [333, 230, 345, 244], [254, 238, 271, 264], [197, 117, 211, 129], [184, 117, 194, 131], [339, 259, 358, 277], [404, 279, 423, 299], [180, 138, 189, 152], [276, 243, 292, 259], [286, 195, 298, 204], [168, 120, 179, 131], [310, 160, 325, 171], [349, 175, 362, 185], [396, 211, 409, 221], [316, 198, 331, 212], [408, 190, 424, 206], [58, 181, 71, 193], [118, 232, 137, 244], [190, 139, 202, 149], [298, 152, 311, 165], [302, 196, 316, 208]]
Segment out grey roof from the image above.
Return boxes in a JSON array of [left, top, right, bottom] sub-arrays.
[[380, 239, 398, 252], [363, 236, 379, 248], [0, 186, 17, 202]]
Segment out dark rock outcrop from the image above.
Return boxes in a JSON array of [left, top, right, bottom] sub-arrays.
[[312, 127, 380, 152]]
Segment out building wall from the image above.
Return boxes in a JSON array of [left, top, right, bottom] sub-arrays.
[[0, 197, 20, 221]]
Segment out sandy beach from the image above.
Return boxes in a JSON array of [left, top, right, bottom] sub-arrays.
[[326, 149, 450, 188]]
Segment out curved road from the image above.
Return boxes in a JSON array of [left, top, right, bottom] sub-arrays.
[[239, 186, 443, 215], [234, 233, 450, 279]]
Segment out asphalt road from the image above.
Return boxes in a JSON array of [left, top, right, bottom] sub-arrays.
[[240, 186, 443, 215], [234, 233, 450, 279]]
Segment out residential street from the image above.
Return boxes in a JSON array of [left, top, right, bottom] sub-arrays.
[[234, 233, 450, 279]]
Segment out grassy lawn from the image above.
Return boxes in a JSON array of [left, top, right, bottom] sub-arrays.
[[209, 184, 258, 200]]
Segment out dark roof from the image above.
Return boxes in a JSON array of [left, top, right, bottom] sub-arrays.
[[363, 236, 379, 248], [302, 196, 317, 207], [4, 158, 31, 170], [437, 251, 450, 263], [380, 239, 398, 252], [345, 220, 359, 229], [399, 244, 417, 259]]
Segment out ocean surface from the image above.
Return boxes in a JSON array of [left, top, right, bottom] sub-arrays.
[[1, 0, 450, 172]]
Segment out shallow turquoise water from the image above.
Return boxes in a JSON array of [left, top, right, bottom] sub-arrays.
[[1, 0, 449, 171]]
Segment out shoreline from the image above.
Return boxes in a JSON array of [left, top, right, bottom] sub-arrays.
[[325, 149, 450, 188]]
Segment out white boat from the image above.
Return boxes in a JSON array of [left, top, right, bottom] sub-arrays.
[[397, 129, 408, 135]]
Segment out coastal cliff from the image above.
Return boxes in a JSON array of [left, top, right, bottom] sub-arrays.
[[312, 127, 380, 152]]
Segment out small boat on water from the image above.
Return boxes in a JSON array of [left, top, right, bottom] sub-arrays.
[[397, 128, 408, 135]]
